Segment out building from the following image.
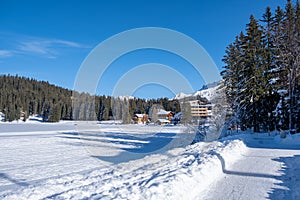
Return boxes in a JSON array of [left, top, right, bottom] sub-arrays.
[[157, 109, 173, 121], [152, 109, 174, 125], [133, 114, 149, 124], [189, 100, 212, 117]]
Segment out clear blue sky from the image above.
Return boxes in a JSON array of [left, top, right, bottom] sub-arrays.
[[0, 0, 288, 99]]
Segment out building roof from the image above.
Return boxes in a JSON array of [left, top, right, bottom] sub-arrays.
[[156, 119, 170, 123], [135, 114, 145, 118], [157, 109, 172, 115]]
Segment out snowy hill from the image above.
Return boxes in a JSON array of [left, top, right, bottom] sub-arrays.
[[173, 81, 221, 101], [173, 92, 190, 100]]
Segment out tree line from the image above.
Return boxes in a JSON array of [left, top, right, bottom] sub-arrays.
[[0, 75, 181, 122], [222, 0, 300, 133]]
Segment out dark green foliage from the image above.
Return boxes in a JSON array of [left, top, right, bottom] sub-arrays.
[[222, 1, 300, 132], [0, 75, 72, 122], [48, 104, 61, 122], [0, 75, 181, 123]]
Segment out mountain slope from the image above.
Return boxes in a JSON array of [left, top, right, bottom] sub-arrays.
[[173, 81, 221, 101]]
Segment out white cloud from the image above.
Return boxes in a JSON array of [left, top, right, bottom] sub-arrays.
[[0, 32, 90, 59], [18, 38, 90, 58], [19, 41, 51, 55], [53, 39, 88, 48], [0, 50, 15, 58]]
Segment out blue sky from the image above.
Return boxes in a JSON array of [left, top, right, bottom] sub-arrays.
[[0, 0, 288, 99]]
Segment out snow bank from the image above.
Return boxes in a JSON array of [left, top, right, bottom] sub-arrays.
[[274, 133, 300, 146], [154, 139, 247, 200]]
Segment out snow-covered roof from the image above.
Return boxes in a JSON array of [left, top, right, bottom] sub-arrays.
[[156, 119, 170, 123], [135, 114, 145, 118], [157, 109, 171, 115]]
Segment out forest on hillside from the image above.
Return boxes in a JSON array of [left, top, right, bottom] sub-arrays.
[[222, 0, 300, 133], [0, 75, 182, 122]]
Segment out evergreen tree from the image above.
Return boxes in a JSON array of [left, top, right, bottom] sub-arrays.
[[222, 1, 300, 133]]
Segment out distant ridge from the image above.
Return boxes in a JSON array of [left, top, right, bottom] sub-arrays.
[[173, 80, 221, 101]]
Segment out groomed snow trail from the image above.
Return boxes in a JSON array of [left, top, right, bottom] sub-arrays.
[[198, 134, 300, 200]]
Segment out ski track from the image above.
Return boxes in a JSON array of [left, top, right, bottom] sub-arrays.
[[1, 123, 300, 199]]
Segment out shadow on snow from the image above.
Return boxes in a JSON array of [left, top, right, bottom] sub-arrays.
[[268, 155, 300, 200], [57, 131, 177, 164], [0, 172, 29, 187], [216, 135, 300, 200]]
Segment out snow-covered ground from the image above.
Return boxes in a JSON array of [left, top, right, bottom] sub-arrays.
[[0, 122, 300, 199], [198, 133, 300, 200]]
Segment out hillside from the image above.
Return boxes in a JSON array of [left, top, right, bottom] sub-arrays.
[[173, 81, 221, 101], [0, 75, 181, 122], [0, 75, 73, 122]]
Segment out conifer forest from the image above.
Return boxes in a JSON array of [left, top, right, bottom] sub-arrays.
[[222, 0, 300, 132]]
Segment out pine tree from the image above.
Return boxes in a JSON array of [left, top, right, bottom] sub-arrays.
[[48, 104, 60, 122], [222, 1, 300, 133]]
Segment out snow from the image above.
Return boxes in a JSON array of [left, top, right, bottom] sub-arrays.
[[1, 123, 300, 199], [173, 82, 219, 101], [274, 133, 300, 146], [118, 95, 135, 101], [173, 92, 190, 100], [193, 86, 218, 101], [277, 89, 288, 95], [198, 133, 300, 200], [156, 109, 171, 115], [269, 77, 279, 84], [134, 113, 145, 118], [0, 122, 246, 199], [156, 118, 170, 123], [0, 112, 5, 122]]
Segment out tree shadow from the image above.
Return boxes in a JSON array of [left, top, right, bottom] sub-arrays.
[[58, 131, 177, 164], [267, 155, 300, 200], [214, 153, 280, 179], [214, 144, 300, 200], [0, 172, 29, 187]]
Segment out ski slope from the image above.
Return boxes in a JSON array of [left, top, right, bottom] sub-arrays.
[[0, 122, 300, 199]]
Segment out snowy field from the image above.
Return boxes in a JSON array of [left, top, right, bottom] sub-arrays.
[[0, 121, 300, 199]]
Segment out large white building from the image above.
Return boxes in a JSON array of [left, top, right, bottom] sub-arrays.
[[189, 100, 212, 117]]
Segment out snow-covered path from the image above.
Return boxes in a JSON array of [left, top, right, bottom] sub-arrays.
[[199, 135, 300, 200]]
